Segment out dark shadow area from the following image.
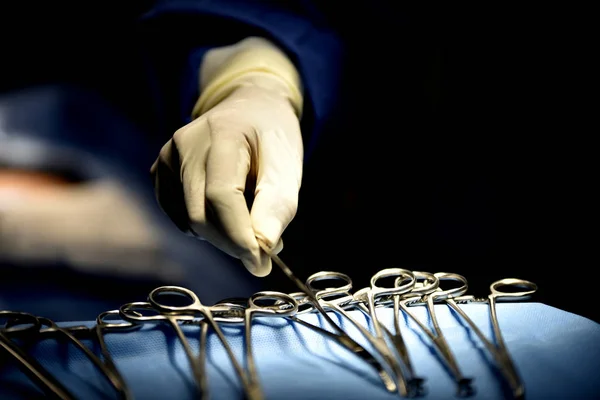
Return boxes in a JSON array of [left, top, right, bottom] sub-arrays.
[[0, 3, 592, 323], [0, 263, 171, 320], [262, 4, 594, 323]]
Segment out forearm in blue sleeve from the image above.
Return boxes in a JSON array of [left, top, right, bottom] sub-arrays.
[[138, 0, 344, 158]]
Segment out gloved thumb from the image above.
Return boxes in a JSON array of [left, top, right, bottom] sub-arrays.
[[251, 186, 297, 261], [257, 236, 284, 255], [250, 236, 283, 278]]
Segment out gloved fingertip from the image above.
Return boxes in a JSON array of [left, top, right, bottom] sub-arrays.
[[242, 255, 272, 277], [272, 238, 284, 255], [256, 255, 273, 277], [254, 225, 283, 254]]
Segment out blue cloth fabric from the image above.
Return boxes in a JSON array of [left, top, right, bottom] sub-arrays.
[[1, 303, 598, 399]]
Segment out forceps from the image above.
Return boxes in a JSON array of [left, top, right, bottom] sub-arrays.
[[36, 315, 135, 400], [305, 270, 415, 398], [2, 311, 133, 400], [92, 310, 140, 400], [210, 291, 298, 400], [397, 272, 475, 397], [259, 243, 349, 334], [262, 245, 406, 396], [0, 311, 75, 400], [243, 292, 297, 400], [216, 293, 400, 396], [119, 286, 253, 400], [451, 277, 538, 399], [348, 269, 423, 396], [118, 301, 205, 396], [391, 270, 439, 395], [58, 310, 140, 400], [353, 271, 441, 397]]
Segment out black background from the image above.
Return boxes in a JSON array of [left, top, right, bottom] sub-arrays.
[[264, 3, 595, 322], [0, 3, 593, 322]]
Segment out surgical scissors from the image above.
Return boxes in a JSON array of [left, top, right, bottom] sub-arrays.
[[305, 270, 416, 397], [451, 277, 537, 399], [0, 311, 75, 400], [397, 272, 475, 397]]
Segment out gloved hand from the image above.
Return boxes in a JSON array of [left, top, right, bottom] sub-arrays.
[[151, 37, 304, 277]]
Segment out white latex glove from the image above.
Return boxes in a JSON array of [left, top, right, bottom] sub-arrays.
[[151, 37, 304, 277]]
